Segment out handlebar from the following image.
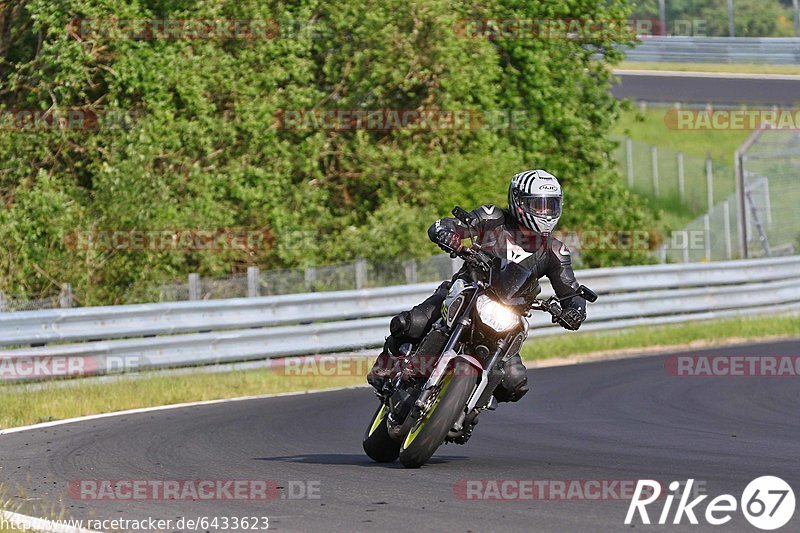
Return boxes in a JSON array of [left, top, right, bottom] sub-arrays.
[[447, 244, 492, 273]]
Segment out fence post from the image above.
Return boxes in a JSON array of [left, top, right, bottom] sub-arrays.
[[188, 273, 201, 301], [355, 258, 367, 289], [403, 259, 417, 284], [682, 231, 690, 263], [247, 266, 260, 297], [703, 214, 712, 261], [305, 267, 317, 292], [626, 138, 634, 188], [723, 200, 733, 260], [727, 0, 735, 36], [59, 283, 73, 308], [651, 145, 659, 197], [677, 152, 685, 202], [705, 153, 714, 212]]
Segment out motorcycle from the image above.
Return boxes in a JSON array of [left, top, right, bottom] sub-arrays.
[[363, 206, 598, 468]]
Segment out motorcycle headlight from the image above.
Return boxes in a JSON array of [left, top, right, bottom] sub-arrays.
[[476, 294, 520, 332]]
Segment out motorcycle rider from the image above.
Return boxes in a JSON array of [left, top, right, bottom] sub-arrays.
[[368, 169, 586, 402]]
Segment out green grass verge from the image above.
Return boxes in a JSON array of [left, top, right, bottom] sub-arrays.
[[618, 62, 800, 76], [521, 314, 799, 361], [1, 314, 797, 430]]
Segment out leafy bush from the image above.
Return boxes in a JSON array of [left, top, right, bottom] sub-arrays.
[[0, 0, 654, 304]]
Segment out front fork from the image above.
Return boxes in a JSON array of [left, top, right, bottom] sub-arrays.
[[414, 316, 511, 431]]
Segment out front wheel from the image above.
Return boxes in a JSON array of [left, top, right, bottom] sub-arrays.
[[363, 404, 401, 462], [398, 362, 476, 468]]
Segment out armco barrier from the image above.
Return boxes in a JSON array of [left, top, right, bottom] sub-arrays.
[[1, 256, 799, 380], [625, 37, 800, 65]]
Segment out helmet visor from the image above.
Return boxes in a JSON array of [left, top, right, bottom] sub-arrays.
[[519, 195, 562, 218]]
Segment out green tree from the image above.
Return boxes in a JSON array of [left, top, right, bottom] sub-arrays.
[[0, 0, 655, 305]]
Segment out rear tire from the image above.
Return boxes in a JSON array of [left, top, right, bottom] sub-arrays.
[[363, 404, 400, 463], [398, 362, 475, 468]]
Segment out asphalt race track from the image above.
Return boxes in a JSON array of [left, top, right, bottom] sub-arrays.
[[3, 339, 799, 532], [612, 71, 800, 106]]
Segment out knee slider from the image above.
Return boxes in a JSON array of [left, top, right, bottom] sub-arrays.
[[405, 307, 433, 338], [389, 311, 410, 337]]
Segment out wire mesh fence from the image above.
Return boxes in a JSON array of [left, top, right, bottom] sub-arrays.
[[612, 135, 736, 214], [740, 130, 800, 257], [0, 255, 463, 312], [0, 292, 62, 312], [663, 128, 799, 263]]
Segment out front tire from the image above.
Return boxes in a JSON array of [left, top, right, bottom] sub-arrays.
[[398, 362, 475, 468], [363, 404, 400, 462]]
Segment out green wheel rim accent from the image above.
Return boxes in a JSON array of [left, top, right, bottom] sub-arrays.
[[368, 404, 388, 437], [403, 374, 453, 449]]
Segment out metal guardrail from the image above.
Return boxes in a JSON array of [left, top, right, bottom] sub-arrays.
[[625, 37, 800, 64], [1, 256, 799, 380]]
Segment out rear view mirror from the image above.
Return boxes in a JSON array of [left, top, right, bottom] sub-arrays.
[[452, 206, 475, 226], [578, 285, 598, 303]]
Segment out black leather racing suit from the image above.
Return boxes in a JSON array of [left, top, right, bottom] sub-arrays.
[[379, 204, 586, 402]]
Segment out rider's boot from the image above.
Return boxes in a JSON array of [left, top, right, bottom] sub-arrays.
[[367, 342, 399, 391]]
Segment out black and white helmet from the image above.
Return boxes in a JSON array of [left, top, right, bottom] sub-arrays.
[[508, 169, 563, 234]]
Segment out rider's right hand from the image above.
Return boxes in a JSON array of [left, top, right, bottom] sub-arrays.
[[435, 230, 462, 253]]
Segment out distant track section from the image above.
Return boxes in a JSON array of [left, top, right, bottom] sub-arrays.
[[612, 69, 800, 106]]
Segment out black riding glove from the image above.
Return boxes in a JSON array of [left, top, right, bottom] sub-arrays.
[[435, 230, 462, 253], [555, 308, 585, 331]]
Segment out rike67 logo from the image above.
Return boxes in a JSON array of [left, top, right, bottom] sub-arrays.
[[625, 477, 795, 530]]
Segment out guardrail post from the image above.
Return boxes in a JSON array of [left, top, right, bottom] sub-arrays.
[[247, 266, 260, 297], [677, 152, 685, 202], [626, 138, 634, 188], [403, 260, 417, 284], [723, 200, 733, 260], [651, 146, 659, 197], [706, 153, 714, 212], [188, 273, 201, 301], [355, 258, 367, 289], [59, 283, 73, 308], [703, 214, 712, 261]]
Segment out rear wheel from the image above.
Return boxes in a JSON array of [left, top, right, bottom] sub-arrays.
[[363, 404, 400, 462], [398, 362, 475, 468]]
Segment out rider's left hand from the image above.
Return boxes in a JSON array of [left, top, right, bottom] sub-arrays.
[[555, 308, 585, 331]]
